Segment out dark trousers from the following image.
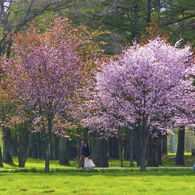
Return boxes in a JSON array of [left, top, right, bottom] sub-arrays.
[[78, 155, 85, 167]]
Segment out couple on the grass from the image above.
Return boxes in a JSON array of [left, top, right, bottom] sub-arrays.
[[76, 139, 95, 169]]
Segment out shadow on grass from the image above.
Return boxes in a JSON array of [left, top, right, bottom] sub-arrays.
[[0, 167, 195, 177]]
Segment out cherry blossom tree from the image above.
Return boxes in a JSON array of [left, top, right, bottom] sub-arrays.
[[95, 38, 195, 171], [1, 17, 103, 173]]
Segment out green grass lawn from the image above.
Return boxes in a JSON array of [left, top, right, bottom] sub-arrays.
[[1, 156, 195, 195], [0, 170, 195, 194]]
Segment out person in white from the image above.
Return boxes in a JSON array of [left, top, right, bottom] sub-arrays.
[[84, 143, 95, 169]]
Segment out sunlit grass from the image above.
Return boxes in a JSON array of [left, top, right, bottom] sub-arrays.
[[0, 170, 195, 194], [168, 153, 192, 156], [2, 157, 77, 169]]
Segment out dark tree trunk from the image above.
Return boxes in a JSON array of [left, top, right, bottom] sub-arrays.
[[147, 0, 151, 23], [67, 139, 72, 160], [158, 135, 162, 166], [139, 121, 150, 172], [155, 0, 161, 13], [124, 128, 130, 160], [92, 132, 99, 166], [171, 128, 176, 153], [134, 3, 139, 37], [50, 142, 54, 160], [175, 126, 185, 166], [2, 126, 13, 163], [18, 127, 31, 167], [76, 135, 81, 164], [59, 137, 69, 165], [37, 132, 42, 159], [99, 138, 108, 167], [162, 133, 167, 154], [83, 128, 88, 144], [29, 133, 39, 159], [12, 135, 18, 157], [124, 138, 130, 160], [108, 137, 113, 158], [41, 140, 46, 160], [72, 140, 78, 159], [44, 114, 54, 173], [130, 131, 134, 167], [111, 137, 119, 159], [118, 135, 123, 167], [0, 146, 3, 167], [67, 139, 77, 160], [29, 138, 35, 158], [45, 140, 50, 173], [140, 147, 146, 172], [54, 135, 59, 160], [147, 135, 159, 167], [134, 129, 141, 167]]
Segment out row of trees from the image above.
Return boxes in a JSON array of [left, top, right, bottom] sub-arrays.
[[1, 0, 195, 55], [0, 0, 195, 173]]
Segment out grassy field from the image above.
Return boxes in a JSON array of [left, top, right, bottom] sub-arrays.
[[1, 155, 195, 195], [0, 170, 195, 194]]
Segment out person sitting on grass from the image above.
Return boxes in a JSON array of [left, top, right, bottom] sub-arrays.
[[76, 139, 85, 169]]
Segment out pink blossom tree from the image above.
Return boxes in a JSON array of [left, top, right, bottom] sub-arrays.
[[95, 38, 195, 171], [1, 17, 103, 172]]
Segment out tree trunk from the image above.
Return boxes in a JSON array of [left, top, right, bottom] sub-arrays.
[[12, 135, 18, 157], [162, 133, 167, 154], [108, 137, 113, 158], [37, 132, 42, 159], [67, 139, 77, 160], [134, 3, 139, 37], [155, 0, 161, 13], [0, 146, 3, 167], [158, 135, 162, 166], [30, 137, 35, 158], [134, 129, 141, 167], [147, 134, 159, 167], [130, 131, 134, 167], [92, 132, 99, 166], [99, 138, 108, 167], [50, 142, 54, 160], [45, 140, 50, 173], [140, 147, 146, 172], [18, 127, 31, 167], [76, 134, 81, 164], [54, 135, 59, 160], [118, 135, 123, 167], [111, 137, 119, 159], [44, 113, 53, 173], [2, 126, 13, 163], [147, 0, 151, 23], [124, 138, 130, 160], [67, 139, 72, 160], [139, 121, 149, 172], [83, 128, 88, 144], [59, 137, 69, 165], [171, 128, 175, 153], [175, 126, 185, 166]]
